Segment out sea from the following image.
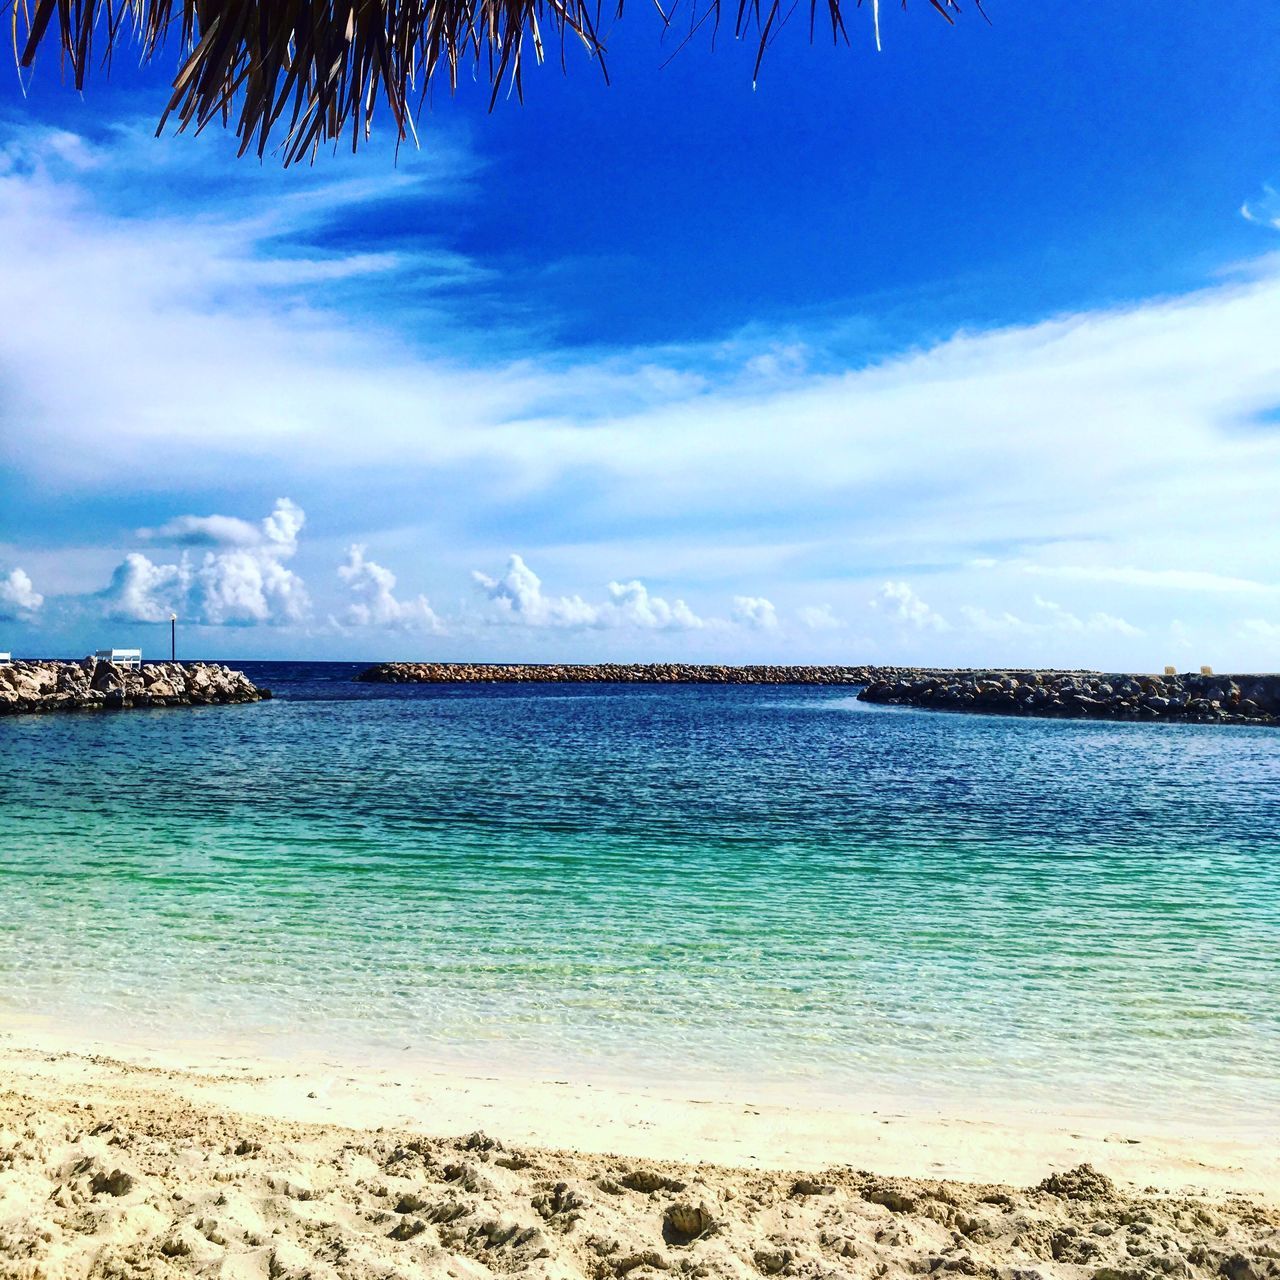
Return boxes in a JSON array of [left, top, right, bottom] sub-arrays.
[[1, 661, 1277, 1122]]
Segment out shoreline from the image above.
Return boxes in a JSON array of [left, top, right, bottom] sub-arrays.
[[3, 1024, 1276, 1204]]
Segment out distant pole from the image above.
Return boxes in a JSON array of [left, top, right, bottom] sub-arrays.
[[170, 613, 177, 662]]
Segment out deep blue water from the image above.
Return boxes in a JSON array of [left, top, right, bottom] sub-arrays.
[[1, 661, 1277, 1119]]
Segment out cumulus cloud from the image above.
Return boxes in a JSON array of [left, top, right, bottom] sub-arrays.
[[103, 499, 309, 626], [473, 555, 704, 631], [958, 598, 1142, 639], [261, 499, 306, 552], [798, 603, 841, 631], [959, 606, 1032, 636], [606, 580, 703, 630], [1031, 597, 1142, 636], [871, 581, 950, 632], [732, 596, 779, 630], [473, 555, 599, 628], [104, 554, 190, 624], [0, 567, 43, 620], [338, 545, 443, 631]]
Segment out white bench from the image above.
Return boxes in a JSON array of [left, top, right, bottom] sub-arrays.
[[94, 648, 142, 670]]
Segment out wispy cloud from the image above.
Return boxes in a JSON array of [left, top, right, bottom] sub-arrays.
[[1239, 618, 1280, 641], [1242, 185, 1280, 231], [1020, 565, 1277, 595]]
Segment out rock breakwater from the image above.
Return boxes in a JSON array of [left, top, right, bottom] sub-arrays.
[[0, 659, 269, 716], [358, 662, 885, 685], [858, 670, 1280, 726]]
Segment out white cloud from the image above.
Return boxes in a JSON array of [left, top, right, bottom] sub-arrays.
[[798, 603, 841, 631], [337, 545, 443, 631], [473, 555, 600, 628], [10, 124, 1280, 558], [1083, 612, 1141, 637], [138, 498, 305, 555], [104, 553, 191, 623], [194, 550, 308, 625], [732, 596, 779, 630], [959, 606, 1031, 636], [1242, 185, 1280, 231], [871, 581, 950, 632], [741, 342, 809, 380], [1023, 565, 1276, 596], [138, 513, 264, 548], [1031, 596, 1142, 636], [261, 499, 306, 553], [1239, 618, 1280, 640], [472, 555, 705, 631], [103, 499, 309, 626], [959, 598, 1141, 639], [606, 580, 703, 630], [0, 567, 43, 620]]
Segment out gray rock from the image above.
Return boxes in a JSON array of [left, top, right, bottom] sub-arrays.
[[857, 669, 1280, 729], [0, 661, 268, 718]]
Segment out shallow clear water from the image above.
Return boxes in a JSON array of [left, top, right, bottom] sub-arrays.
[[1, 662, 1278, 1120]]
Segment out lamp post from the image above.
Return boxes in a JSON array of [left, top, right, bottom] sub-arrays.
[[170, 613, 177, 662]]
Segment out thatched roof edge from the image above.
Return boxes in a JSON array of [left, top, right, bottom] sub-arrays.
[[11, 0, 972, 163]]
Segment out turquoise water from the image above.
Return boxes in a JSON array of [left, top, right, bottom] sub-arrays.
[[1, 662, 1278, 1120]]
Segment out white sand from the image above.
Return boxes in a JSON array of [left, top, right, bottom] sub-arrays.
[[2, 1023, 1275, 1203], [1, 1025, 1277, 1278]]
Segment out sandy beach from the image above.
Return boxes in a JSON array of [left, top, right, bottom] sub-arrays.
[[2, 1027, 1277, 1279]]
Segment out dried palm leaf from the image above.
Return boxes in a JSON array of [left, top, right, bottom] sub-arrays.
[[9, 0, 974, 163]]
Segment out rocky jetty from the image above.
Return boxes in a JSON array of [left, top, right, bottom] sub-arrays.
[[0, 659, 270, 716], [357, 662, 885, 685], [858, 669, 1280, 726]]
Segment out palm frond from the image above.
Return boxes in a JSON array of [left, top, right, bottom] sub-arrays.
[[9, 0, 971, 164]]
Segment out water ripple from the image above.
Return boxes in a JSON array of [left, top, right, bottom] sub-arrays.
[[1, 668, 1277, 1119]]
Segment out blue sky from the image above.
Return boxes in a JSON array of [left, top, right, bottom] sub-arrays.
[[2, 2, 1279, 665]]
